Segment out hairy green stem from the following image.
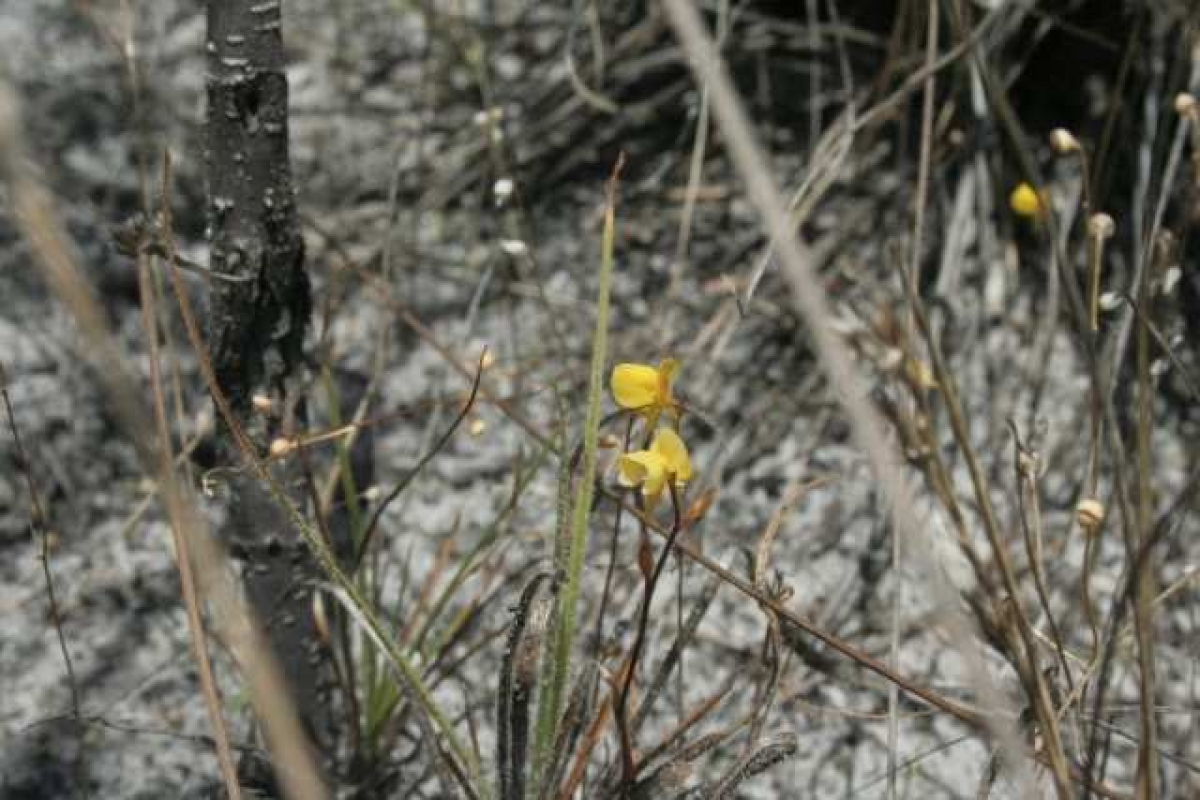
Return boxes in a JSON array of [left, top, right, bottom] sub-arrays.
[[534, 157, 622, 793]]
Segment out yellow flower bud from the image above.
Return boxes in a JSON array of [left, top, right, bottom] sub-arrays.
[[1010, 182, 1046, 219]]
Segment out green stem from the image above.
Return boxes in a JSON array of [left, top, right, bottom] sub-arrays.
[[534, 157, 622, 793]]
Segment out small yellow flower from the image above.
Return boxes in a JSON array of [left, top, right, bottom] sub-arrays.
[[611, 358, 681, 427], [1009, 182, 1046, 219], [618, 427, 692, 506]]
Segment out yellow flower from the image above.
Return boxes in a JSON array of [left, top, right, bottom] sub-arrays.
[[611, 358, 680, 427], [1009, 182, 1046, 219], [617, 427, 692, 506]]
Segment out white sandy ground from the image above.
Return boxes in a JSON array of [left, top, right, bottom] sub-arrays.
[[3, 2, 1199, 799]]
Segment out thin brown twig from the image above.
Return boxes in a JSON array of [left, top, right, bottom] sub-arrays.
[[148, 152, 244, 800], [614, 481, 687, 788], [158, 171, 477, 787], [366, 224, 1130, 793], [0, 88, 329, 800], [83, 6, 247, 789], [353, 350, 486, 574], [556, 670, 613, 800], [657, 0, 1054, 792], [891, 2, 939, 795], [1, 364, 88, 795], [633, 678, 734, 777], [902, 256, 1075, 798], [1007, 420, 1076, 703]]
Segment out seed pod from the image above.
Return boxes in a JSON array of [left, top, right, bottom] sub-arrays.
[[1050, 128, 1080, 155], [1088, 213, 1115, 240], [684, 486, 718, 526], [1174, 92, 1197, 118], [637, 532, 655, 582], [1076, 498, 1105, 533]]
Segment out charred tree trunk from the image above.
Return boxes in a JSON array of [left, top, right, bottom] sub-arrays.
[[204, 0, 328, 786]]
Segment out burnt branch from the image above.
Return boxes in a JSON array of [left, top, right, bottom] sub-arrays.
[[203, 0, 326, 785]]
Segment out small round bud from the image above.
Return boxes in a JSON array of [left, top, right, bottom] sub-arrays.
[[251, 393, 275, 413], [1009, 182, 1046, 219], [1049, 128, 1080, 155], [269, 437, 297, 458], [1087, 213, 1115, 240], [1076, 498, 1105, 532], [493, 177, 514, 202], [1174, 93, 1197, 118], [499, 238, 527, 257]]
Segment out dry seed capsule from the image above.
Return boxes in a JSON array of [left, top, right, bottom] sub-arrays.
[[1076, 498, 1105, 533], [1174, 93, 1197, 118], [1088, 213, 1115, 240], [1050, 128, 1081, 155]]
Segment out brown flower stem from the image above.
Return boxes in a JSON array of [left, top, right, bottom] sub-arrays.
[[615, 482, 685, 789], [594, 416, 636, 651]]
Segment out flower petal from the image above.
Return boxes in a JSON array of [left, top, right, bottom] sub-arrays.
[[618, 450, 665, 491], [642, 465, 667, 499], [611, 363, 660, 410], [651, 427, 692, 483]]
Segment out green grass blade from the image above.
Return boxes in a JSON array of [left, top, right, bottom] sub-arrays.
[[533, 160, 622, 793]]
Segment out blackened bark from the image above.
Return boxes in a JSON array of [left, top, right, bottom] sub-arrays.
[[204, 0, 328, 780], [206, 0, 308, 399]]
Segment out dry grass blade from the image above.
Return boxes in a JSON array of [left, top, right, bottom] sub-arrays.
[[329, 584, 477, 800], [497, 572, 554, 800], [354, 350, 487, 573], [630, 679, 736, 791], [657, 0, 1043, 789], [621, 729, 731, 800], [0, 82, 325, 800], [135, 209, 244, 800], [899, 257, 1074, 796], [632, 566, 722, 732], [745, 612, 784, 747], [892, 3, 940, 796], [160, 197, 477, 783], [1, 365, 88, 794], [752, 476, 826, 589], [550, 661, 605, 800], [606, 490, 983, 721], [1083, 460, 1200, 797], [701, 731, 799, 800]]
